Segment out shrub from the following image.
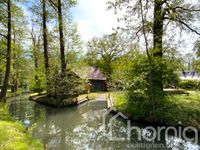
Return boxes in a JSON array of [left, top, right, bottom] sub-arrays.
[[179, 80, 200, 90], [48, 70, 84, 99], [125, 54, 153, 118]]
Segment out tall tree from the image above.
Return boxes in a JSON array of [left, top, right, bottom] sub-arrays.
[[42, 0, 50, 89], [108, 0, 200, 118], [86, 33, 124, 81], [57, 0, 66, 74], [0, 0, 12, 101], [31, 27, 41, 79], [48, 0, 77, 74], [10, 4, 26, 94]]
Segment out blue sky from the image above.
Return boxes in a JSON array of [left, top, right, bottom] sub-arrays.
[[70, 0, 119, 42]]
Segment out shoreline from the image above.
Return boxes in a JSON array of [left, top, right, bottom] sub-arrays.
[[107, 95, 200, 131], [29, 94, 89, 108], [0, 103, 43, 149]]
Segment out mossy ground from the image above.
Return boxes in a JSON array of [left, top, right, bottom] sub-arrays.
[[0, 103, 43, 150]]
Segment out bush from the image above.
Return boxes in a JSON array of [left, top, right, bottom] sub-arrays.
[[48, 70, 84, 99], [179, 80, 200, 90], [125, 54, 153, 119]]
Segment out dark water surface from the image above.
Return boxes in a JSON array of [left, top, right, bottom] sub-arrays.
[[7, 94, 200, 150]]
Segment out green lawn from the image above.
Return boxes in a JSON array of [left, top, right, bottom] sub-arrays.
[[110, 91, 200, 130], [0, 103, 43, 150], [162, 91, 200, 129], [78, 92, 108, 100]]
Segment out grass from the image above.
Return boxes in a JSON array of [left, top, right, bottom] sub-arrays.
[[110, 91, 127, 110], [160, 91, 200, 129], [110, 91, 200, 130], [0, 103, 43, 150], [78, 92, 108, 100]]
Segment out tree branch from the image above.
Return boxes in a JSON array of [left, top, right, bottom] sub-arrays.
[[0, 32, 7, 39], [174, 6, 200, 12], [139, 0, 151, 62], [48, 0, 58, 11], [175, 19, 200, 35]]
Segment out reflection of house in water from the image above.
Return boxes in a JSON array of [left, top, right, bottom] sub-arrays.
[[180, 70, 200, 80], [73, 66, 107, 92]]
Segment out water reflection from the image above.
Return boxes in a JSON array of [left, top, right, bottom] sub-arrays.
[[7, 95, 200, 150]]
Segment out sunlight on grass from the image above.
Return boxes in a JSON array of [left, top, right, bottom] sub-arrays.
[[110, 91, 126, 106], [110, 91, 200, 129], [0, 103, 43, 150], [77, 92, 108, 100]]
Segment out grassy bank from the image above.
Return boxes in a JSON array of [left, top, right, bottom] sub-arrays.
[[30, 92, 108, 107], [0, 103, 43, 150], [77, 92, 108, 100], [111, 91, 200, 130]]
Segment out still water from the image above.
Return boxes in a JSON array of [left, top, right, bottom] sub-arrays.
[[7, 94, 200, 150]]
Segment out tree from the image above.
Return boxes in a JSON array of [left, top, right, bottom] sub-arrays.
[[28, 0, 53, 93], [29, 25, 46, 93], [10, 4, 27, 93], [48, 0, 77, 74], [42, 0, 50, 92], [108, 0, 200, 119], [0, 0, 12, 101], [31, 27, 41, 75], [57, 0, 66, 74], [86, 33, 124, 81], [65, 23, 83, 65]]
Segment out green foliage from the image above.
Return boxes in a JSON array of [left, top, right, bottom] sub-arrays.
[[179, 80, 200, 90], [86, 33, 124, 80], [48, 70, 83, 99], [125, 53, 152, 118], [112, 91, 200, 129], [155, 92, 200, 128], [115, 51, 182, 118], [162, 58, 180, 88], [29, 72, 46, 93]]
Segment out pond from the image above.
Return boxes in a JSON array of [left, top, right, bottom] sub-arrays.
[[7, 94, 200, 150]]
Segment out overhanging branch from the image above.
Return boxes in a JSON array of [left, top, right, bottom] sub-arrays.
[[0, 32, 7, 39], [175, 19, 200, 35], [164, 16, 200, 36], [174, 6, 200, 12]]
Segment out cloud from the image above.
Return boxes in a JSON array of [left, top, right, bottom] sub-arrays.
[[70, 0, 198, 54], [71, 0, 119, 42]]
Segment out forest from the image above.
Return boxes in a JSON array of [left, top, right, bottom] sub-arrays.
[[1, 0, 200, 149]]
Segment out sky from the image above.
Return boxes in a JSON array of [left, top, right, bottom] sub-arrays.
[[70, 0, 198, 54], [70, 0, 119, 42], [19, 0, 198, 54]]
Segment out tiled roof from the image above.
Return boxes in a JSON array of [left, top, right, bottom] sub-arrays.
[[73, 66, 107, 80]]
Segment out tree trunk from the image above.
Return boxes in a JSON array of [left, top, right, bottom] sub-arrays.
[[31, 31, 39, 80], [42, 0, 50, 90], [58, 0, 66, 74], [11, 31, 18, 93], [152, 0, 164, 91], [140, 0, 156, 119], [0, 0, 12, 102]]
